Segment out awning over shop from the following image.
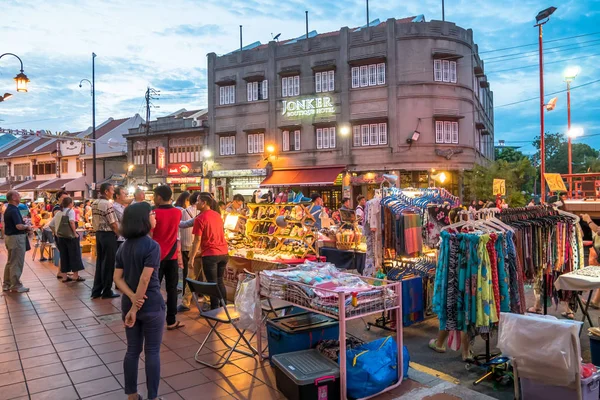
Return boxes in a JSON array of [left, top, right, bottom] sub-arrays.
[[0, 181, 22, 193], [14, 180, 48, 190], [65, 176, 88, 191], [39, 178, 75, 191], [260, 165, 345, 187]]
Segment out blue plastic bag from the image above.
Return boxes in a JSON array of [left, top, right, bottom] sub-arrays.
[[343, 336, 410, 399]]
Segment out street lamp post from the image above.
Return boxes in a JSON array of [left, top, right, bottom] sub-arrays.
[[535, 6, 557, 202], [79, 53, 97, 195], [565, 66, 580, 198], [0, 53, 30, 93]]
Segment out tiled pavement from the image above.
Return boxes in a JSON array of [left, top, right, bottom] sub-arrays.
[[0, 248, 434, 400]]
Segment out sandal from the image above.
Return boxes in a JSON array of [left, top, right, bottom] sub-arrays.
[[527, 307, 542, 314], [561, 311, 575, 320], [167, 321, 185, 330], [74, 277, 86, 282], [589, 302, 600, 310], [62, 277, 73, 283], [462, 350, 475, 363], [428, 338, 446, 353]]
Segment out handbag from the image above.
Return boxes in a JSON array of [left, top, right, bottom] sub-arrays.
[[57, 210, 77, 239]]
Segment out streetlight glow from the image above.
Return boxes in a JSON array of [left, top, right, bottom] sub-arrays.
[[339, 125, 350, 136], [203, 149, 212, 159], [14, 72, 29, 92], [568, 126, 584, 138], [564, 66, 580, 83], [0, 93, 12, 102], [266, 144, 275, 154]]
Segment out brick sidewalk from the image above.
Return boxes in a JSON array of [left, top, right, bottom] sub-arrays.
[[0, 248, 428, 400]]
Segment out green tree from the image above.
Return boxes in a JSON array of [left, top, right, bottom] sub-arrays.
[[464, 158, 536, 207], [495, 147, 527, 163], [532, 132, 599, 173]]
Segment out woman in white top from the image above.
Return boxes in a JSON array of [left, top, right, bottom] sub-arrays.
[[50, 197, 85, 282]]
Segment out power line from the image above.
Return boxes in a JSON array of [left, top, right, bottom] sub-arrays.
[[484, 37, 600, 61], [478, 31, 600, 54], [487, 52, 600, 74]]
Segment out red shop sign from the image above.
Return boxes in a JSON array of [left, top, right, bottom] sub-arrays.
[[167, 163, 191, 175]]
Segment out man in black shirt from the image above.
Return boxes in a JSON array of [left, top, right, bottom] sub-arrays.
[[2, 190, 31, 293]]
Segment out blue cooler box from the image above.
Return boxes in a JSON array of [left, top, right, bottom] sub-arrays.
[[267, 312, 339, 361]]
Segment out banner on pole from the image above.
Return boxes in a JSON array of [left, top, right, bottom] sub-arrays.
[[493, 179, 506, 196]]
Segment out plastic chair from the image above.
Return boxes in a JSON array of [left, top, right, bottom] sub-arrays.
[[186, 278, 257, 369]]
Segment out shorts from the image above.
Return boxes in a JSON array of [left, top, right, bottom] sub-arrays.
[[41, 229, 55, 244]]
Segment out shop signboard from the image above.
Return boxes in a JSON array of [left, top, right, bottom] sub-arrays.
[[211, 169, 266, 178], [281, 96, 335, 118], [167, 163, 191, 175], [493, 179, 506, 196], [166, 176, 201, 184], [351, 173, 385, 185], [157, 146, 166, 170]]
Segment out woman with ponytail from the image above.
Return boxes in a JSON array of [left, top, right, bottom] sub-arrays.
[[187, 192, 229, 309]]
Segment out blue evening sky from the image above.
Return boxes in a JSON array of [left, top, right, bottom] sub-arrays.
[[1, 0, 599, 154]]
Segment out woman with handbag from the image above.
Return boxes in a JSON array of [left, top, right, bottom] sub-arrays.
[[50, 197, 85, 282]]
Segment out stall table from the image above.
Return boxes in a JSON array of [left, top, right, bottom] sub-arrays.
[[555, 265, 600, 332], [318, 247, 366, 273]]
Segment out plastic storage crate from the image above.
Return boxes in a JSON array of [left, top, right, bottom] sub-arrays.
[[266, 312, 339, 361], [272, 349, 340, 400], [521, 373, 600, 400]]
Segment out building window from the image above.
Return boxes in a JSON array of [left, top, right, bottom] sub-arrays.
[[169, 137, 201, 163], [32, 162, 55, 175], [76, 160, 83, 173], [247, 133, 264, 154], [282, 75, 300, 97], [435, 121, 459, 144], [434, 60, 457, 83], [315, 71, 334, 93], [351, 63, 385, 88], [283, 130, 301, 152], [219, 136, 236, 156], [0, 165, 7, 178], [14, 163, 31, 177], [219, 85, 235, 105], [353, 123, 387, 147], [61, 159, 68, 174], [247, 80, 268, 101], [316, 127, 336, 150]]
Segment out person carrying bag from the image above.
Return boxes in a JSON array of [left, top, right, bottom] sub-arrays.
[[51, 197, 85, 283]]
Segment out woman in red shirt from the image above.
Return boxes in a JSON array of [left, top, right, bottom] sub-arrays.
[[188, 193, 228, 309]]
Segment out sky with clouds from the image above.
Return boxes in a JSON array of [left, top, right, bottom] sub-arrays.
[[1, 0, 599, 154]]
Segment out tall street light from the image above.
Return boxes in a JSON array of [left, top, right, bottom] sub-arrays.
[[79, 53, 97, 191], [535, 6, 557, 202], [565, 66, 580, 197], [0, 53, 30, 93]]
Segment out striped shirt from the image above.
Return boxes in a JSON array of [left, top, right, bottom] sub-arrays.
[[179, 205, 200, 251]]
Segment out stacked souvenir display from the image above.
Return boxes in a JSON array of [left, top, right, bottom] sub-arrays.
[[228, 201, 318, 263]]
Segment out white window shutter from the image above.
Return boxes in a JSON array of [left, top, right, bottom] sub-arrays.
[[435, 121, 444, 143], [370, 124, 378, 145], [444, 121, 452, 143], [316, 128, 323, 149], [330, 127, 336, 148], [353, 126, 361, 147], [283, 131, 289, 152], [451, 122, 459, 144], [378, 123, 387, 145], [324, 128, 330, 149], [351, 67, 360, 88], [258, 134, 264, 153], [220, 137, 224, 155], [262, 80, 268, 99], [288, 77, 294, 97], [219, 87, 225, 105], [247, 83, 253, 102], [360, 66, 368, 87], [282, 77, 288, 97], [442, 60, 450, 82], [434, 60, 442, 82], [362, 124, 369, 146], [328, 70, 334, 91], [377, 63, 385, 85], [248, 134, 255, 154], [293, 75, 300, 96], [368, 64, 377, 86], [450, 61, 457, 83], [231, 136, 235, 154], [294, 130, 301, 151], [229, 85, 235, 103], [252, 82, 258, 101], [315, 72, 322, 93]]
